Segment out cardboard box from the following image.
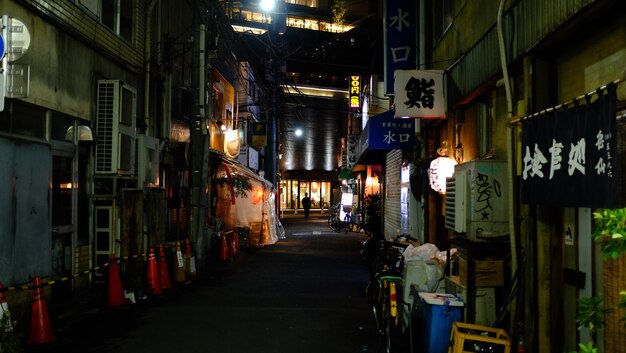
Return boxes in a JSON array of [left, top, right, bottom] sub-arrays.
[[458, 256, 504, 287]]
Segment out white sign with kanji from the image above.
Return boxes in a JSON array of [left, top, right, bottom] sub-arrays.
[[394, 69, 445, 119]]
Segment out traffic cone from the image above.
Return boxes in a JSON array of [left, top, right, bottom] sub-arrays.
[[172, 241, 186, 282], [219, 230, 230, 260], [229, 228, 239, 257], [158, 244, 172, 290], [146, 247, 162, 295], [184, 238, 197, 277], [27, 276, 56, 346], [107, 255, 127, 307], [0, 282, 13, 332]]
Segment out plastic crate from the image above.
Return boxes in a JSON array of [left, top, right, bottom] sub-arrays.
[[448, 322, 511, 353]]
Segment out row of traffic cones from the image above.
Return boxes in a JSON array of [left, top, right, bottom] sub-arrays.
[[0, 240, 198, 348], [108, 241, 197, 307]]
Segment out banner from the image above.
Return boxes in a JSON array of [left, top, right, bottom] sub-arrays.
[[394, 69, 445, 119], [521, 83, 618, 208], [384, 0, 416, 96]]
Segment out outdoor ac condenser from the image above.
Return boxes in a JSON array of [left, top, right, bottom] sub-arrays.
[[444, 160, 509, 241], [95, 80, 137, 175]]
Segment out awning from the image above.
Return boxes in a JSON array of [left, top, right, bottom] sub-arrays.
[[355, 109, 416, 165], [338, 169, 353, 180]]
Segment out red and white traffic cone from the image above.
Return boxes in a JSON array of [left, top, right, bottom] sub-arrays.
[[107, 255, 127, 307], [27, 276, 56, 346], [158, 244, 172, 290], [146, 248, 162, 296]]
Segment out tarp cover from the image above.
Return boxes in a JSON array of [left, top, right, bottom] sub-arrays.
[[215, 160, 279, 246]]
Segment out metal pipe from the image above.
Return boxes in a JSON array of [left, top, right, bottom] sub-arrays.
[[497, 0, 519, 331]]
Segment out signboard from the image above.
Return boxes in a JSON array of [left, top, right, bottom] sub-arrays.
[[346, 135, 358, 170], [521, 84, 618, 208], [394, 69, 446, 119], [237, 146, 259, 170], [1, 16, 31, 112], [224, 129, 241, 158], [349, 75, 360, 109], [251, 122, 267, 148], [361, 110, 415, 151], [383, 0, 416, 96], [0, 34, 4, 60]]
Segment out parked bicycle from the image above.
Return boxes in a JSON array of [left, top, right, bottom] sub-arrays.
[[365, 235, 417, 353], [328, 203, 343, 232]]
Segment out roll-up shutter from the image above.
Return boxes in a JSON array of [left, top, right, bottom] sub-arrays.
[[384, 150, 403, 241]]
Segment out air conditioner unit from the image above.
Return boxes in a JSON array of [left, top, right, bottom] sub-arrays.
[[445, 160, 509, 241], [95, 80, 137, 175]]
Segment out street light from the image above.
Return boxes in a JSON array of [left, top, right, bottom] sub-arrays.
[[259, 0, 276, 12]]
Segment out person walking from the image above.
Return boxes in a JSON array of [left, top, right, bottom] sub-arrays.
[[302, 193, 312, 220]]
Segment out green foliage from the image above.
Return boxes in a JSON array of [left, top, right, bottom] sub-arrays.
[[592, 209, 626, 259], [363, 192, 382, 237], [331, 0, 346, 25], [570, 341, 598, 353], [570, 208, 626, 352], [575, 296, 610, 332]]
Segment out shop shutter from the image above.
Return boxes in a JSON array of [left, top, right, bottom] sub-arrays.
[[384, 150, 403, 241]]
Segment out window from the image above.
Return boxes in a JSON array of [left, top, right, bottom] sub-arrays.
[[285, 0, 318, 7], [78, 0, 135, 43]]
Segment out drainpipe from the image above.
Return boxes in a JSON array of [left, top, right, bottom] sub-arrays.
[[145, 0, 158, 135], [497, 0, 518, 329]]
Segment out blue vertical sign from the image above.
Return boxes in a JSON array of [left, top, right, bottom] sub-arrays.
[[384, 0, 417, 96]]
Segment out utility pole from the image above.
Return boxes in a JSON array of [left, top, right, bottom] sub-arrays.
[[189, 0, 210, 272]]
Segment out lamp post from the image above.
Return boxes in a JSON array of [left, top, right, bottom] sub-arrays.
[[260, 0, 286, 216]]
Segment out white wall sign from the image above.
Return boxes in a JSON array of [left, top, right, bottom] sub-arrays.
[[394, 69, 445, 119]]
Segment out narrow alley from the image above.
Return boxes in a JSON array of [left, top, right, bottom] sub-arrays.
[[28, 212, 381, 353]]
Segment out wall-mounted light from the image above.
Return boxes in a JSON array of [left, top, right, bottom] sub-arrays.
[[65, 125, 94, 142], [429, 141, 457, 194]]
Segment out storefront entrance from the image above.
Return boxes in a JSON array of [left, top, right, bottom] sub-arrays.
[[279, 180, 332, 211]]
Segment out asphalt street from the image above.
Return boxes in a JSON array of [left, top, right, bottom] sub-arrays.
[[28, 211, 382, 353]]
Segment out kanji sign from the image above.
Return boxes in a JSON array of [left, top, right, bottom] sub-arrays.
[[346, 135, 358, 170], [394, 69, 445, 119], [521, 84, 619, 208], [360, 109, 415, 151], [383, 0, 416, 96]]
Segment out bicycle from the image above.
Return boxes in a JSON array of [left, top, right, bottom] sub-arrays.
[[366, 236, 411, 353], [328, 205, 343, 232]]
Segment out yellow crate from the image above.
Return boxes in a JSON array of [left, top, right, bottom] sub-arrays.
[[448, 322, 511, 353]]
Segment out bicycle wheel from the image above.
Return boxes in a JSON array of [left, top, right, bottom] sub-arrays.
[[384, 282, 402, 353], [367, 278, 384, 335]]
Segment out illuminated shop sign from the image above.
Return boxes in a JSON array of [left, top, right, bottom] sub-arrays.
[[394, 69, 445, 119], [349, 75, 360, 109]]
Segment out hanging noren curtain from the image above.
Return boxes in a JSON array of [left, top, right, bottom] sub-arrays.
[[521, 83, 618, 208]]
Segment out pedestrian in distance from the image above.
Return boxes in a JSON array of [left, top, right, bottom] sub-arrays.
[[302, 193, 312, 220]]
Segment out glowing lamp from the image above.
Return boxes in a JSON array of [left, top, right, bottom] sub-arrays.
[[428, 140, 458, 195]]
